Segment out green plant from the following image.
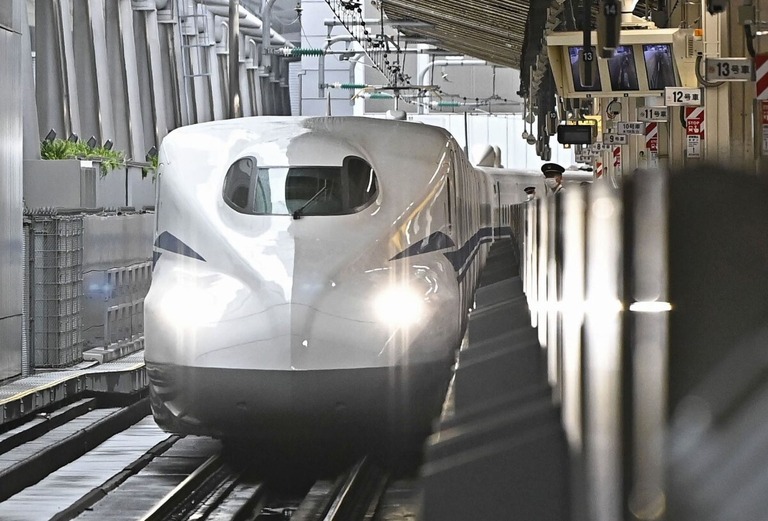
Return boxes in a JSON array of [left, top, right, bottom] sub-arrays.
[[39, 138, 127, 176], [142, 153, 159, 180], [40, 139, 72, 160]]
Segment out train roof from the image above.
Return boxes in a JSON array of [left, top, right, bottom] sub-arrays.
[[161, 116, 458, 171]]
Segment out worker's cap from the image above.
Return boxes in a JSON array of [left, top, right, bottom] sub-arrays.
[[523, 186, 536, 195], [541, 162, 565, 178]]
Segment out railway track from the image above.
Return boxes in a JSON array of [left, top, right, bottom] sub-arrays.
[[0, 397, 420, 521]]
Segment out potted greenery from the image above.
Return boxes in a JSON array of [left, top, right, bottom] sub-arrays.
[[40, 138, 127, 176]]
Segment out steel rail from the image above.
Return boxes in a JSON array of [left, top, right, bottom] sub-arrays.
[[138, 454, 227, 521]]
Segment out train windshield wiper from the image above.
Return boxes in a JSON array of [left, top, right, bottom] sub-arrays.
[[292, 185, 327, 220]]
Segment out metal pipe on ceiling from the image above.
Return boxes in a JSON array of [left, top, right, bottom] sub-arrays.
[[417, 59, 488, 114], [192, 0, 289, 45], [260, 0, 280, 77], [319, 35, 356, 98], [228, 0, 241, 118]]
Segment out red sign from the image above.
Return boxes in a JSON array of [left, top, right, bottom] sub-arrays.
[[613, 146, 621, 170], [645, 122, 658, 152], [762, 100, 768, 125], [685, 107, 705, 138], [595, 161, 603, 178], [757, 54, 768, 100]]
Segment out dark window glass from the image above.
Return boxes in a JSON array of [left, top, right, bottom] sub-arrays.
[[223, 157, 255, 211], [223, 156, 378, 216]]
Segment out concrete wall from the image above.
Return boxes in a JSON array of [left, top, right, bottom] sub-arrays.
[[0, 0, 25, 380], [82, 212, 154, 350]]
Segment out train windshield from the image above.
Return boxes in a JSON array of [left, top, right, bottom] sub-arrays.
[[223, 156, 378, 216]]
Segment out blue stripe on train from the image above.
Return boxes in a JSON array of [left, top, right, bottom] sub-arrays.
[[152, 231, 207, 268], [391, 226, 514, 281]]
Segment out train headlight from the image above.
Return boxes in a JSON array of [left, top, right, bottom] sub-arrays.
[[158, 273, 240, 328], [374, 286, 425, 327]]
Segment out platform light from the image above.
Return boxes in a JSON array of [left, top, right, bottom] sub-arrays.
[[103, 139, 113, 151], [44, 129, 57, 142], [68, 133, 79, 142], [629, 301, 672, 313], [86, 136, 97, 148]]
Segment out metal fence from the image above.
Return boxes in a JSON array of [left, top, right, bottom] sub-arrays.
[[25, 212, 84, 368]]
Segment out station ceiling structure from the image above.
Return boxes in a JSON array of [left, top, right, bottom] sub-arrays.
[[379, 0, 665, 89], [381, 0, 539, 69]]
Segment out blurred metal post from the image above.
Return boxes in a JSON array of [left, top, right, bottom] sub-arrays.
[[537, 195, 549, 346], [628, 168, 669, 521], [547, 194, 560, 396], [583, 182, 623, 521], [561, 186, 587, 520], [228, 0, 241, 118]]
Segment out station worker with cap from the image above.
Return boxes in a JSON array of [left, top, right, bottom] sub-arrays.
[[541, 162, 565, 194]]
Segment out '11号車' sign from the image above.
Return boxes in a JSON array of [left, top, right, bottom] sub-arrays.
[[637, 106, 668, 121]]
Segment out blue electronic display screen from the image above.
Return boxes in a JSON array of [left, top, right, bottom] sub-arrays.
[[568, 46, 602, 92], [644, 44, 677, 89], [607, 46, 639, 91]]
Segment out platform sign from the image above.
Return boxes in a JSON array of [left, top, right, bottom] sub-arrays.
[[603, 133, 628, 145], [617, 121, 645, 134], [685, 107, 705, 159], [637, 106, 668, 122], [705, 58, 753, 81], [757, 54, 768, 100], [761, 101, 768, 156], [575, 149, 596, 163], [665, 87, 703, 106], [645, 122, 659, 168]]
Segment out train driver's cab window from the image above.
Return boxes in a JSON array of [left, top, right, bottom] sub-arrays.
[[223, 156, 378, 216]]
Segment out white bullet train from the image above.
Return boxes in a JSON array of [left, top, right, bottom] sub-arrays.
[[144, 116, 537, 448]]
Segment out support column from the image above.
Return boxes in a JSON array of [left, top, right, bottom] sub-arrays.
[[0, 0, 24, 380], [105, 0, 145, 160], [73, 0, 115, 145], [228, 0, 241, 118], [206, 14, 224, 120], [158, 9, 185, 130], [144, 8, 169, 145], [36, 0, 81, 139], [727, 3, 753, 170], [701, 2, 731, 163]]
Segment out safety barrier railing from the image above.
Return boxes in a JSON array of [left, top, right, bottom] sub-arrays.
[[510, 169, 669, 521]]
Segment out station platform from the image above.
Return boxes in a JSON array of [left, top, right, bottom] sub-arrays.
[[420, 240, 568, 520], [0, 351, 146, 428]]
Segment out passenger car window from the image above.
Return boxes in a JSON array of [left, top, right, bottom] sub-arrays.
[[222, 156, 378, 216]]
